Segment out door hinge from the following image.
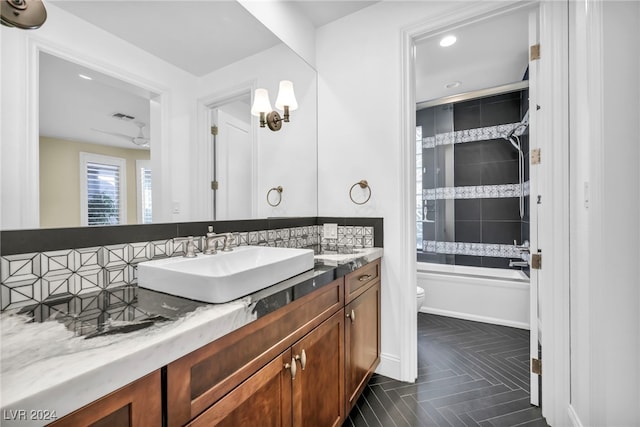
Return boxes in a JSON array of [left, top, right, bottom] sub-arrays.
[[531, 148, 541, 165], [531, 358, 542, 375], [211, 126, 218, 136], [211, 180, 219, 190], [530, 44, 541, 61], [531, 253, 542, 270]]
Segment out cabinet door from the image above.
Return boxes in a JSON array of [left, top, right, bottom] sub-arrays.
[[292, 310, 345, 427], [345, 280, 381, 413], [167, 278, 343, 426], [48, 370, 161, 427], [187, 350, 293, 427]]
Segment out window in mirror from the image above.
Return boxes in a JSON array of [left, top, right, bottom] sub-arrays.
[[80, 153, 126, 226], [136, 160, 153, 224]]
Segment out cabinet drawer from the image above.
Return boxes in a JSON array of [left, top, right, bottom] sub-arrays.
[[344, 259, 380, 303], [167, 278, 344, 427]]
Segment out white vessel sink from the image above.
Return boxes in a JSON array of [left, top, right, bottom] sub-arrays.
[[137, 246, 315, 303]]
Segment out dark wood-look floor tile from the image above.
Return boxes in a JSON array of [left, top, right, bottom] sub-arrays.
[[343, 314, 550, 427]]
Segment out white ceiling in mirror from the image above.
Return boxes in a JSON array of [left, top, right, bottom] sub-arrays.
[[41, 0, 379, 149], [39, 52, 153, 150], [50, 0, 283, 77], [49, 1, 380, 77], [415, 7, 530, 103]]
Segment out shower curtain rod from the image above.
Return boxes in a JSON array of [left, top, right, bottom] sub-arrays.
[[417, 80, 529, 110]]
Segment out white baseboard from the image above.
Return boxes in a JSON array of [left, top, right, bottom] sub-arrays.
[[567, 405, 584, 427], [375, 352, 403, 381], [420, 306, 530, 330]]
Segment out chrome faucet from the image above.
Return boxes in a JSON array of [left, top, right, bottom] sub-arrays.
[[220, 233, 235, 252], [513, 240, 530, 253], [184, 236, 197, 258], [204, 226, 227, 255]]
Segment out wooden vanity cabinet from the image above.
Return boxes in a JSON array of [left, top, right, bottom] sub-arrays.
[[167, 278, 344, 426], [46, 258, 381, 427], [344, 260, 381, 414], [48, 370, 161, 427], [188, 310, 345, 427]]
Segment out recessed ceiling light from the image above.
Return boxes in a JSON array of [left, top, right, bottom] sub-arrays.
[[78, 74, 93, 80], [445, 81, 461, 89], [439, 35, 457, 47]]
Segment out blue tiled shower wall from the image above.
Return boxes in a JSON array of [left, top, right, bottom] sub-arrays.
[[0, 217, 382, 312]]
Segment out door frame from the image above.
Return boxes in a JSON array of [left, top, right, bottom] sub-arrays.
[[400, 1, 571, 424], [194, 81, 257, 221], [211, 108, 253, 220]]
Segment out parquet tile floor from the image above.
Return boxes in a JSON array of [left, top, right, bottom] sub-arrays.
[[343, 313, 549, 427]]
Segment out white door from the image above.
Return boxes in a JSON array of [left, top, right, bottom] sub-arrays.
[[212, 109, 252, 220], [527, 8, 541, 407]]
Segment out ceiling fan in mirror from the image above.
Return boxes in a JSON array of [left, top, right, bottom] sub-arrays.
[[92, 121, 150, 148], [1, 0, 47, 29]]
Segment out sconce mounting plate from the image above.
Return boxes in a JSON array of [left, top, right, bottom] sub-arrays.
[[266, 111, 282, 131], [1, 0, 47, 29]]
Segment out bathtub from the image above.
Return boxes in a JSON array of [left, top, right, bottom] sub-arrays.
[[417, 262, 530, 329]]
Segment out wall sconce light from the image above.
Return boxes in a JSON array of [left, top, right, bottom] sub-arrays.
[[251, 80, 298, 131]]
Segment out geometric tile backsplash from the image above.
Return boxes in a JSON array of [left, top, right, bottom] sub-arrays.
[[1, 224, 374, 312]]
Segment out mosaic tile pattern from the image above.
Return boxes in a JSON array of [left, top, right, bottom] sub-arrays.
[[422, 241, 521, 259], [320, 226, 374, 248], [423, 182, 530, 201], [422, 122, 527, 148], [0, 225, 373, 311]]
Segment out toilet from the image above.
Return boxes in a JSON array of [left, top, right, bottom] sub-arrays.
[[416, 286, 425, 312]]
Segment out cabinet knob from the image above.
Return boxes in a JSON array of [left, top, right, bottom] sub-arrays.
[[346, 309, 356, 322], [295, 349, 307, 370], [284, 356, 297, 379], [358, 274, 372, 282]]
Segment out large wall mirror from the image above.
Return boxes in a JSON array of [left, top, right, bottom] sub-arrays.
[[0, 1, 317, 230]]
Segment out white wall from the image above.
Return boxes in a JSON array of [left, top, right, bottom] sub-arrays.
[[1, 3, 198, 229], [196, 43, 317, 220], [569, 1, 640, 425], [316, 1, 481, 381]]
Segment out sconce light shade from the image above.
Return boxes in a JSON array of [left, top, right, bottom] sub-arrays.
[[251, 88, 272, 116], [253, 81, 297, 131], [275, 80, 298, 111]]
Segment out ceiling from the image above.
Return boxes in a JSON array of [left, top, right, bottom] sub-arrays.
[[415, 6, 531, 103], [50, 0, 378, 77], [38, 2, 530, 148], [40, 52, 154, 150], [40, 0, 378, 149]]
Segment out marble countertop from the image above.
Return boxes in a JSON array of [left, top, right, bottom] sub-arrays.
[[0, 247, 382, 426]]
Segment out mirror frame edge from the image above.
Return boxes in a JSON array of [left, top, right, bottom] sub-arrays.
[[19, 34, 171, 230]]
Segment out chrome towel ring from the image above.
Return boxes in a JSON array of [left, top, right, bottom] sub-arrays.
[[267, 186, 283, 207], [349, 180, 371, 205]]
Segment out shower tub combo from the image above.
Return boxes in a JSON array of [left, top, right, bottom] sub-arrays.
[[416, 81, 532, 329], [417, 263, 530, 329]]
